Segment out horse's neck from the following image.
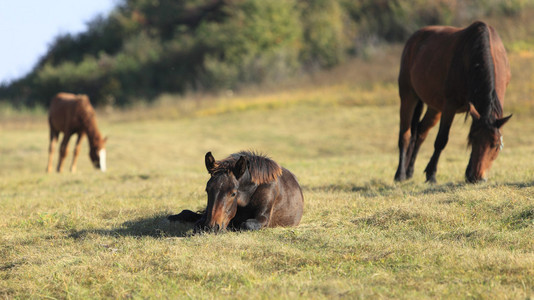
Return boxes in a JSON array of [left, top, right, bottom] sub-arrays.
[[84, 117, 102, 149]]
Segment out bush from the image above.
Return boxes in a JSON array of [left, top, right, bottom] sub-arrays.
[[300, 0, 355, 68], [196, 0, 302, 90]]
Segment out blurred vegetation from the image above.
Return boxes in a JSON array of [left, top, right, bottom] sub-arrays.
[[0, 0, 531, 107]]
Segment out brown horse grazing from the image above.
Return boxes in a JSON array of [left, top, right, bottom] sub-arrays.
[[394, 21, 512, 183], [168, 151, 304, 232], [47, 92, 107, 173]]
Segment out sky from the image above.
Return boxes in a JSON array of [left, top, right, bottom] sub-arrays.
[[0, 1, 118, 84]]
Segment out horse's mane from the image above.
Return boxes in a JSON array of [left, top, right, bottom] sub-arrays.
[[463, 21, 504, 120], [213, 151, 283, 184]]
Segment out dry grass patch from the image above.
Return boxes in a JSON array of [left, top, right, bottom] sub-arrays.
[[2, 40, 534, 299]]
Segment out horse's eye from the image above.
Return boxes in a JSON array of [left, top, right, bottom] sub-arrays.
[[231, 192, 236, 197]]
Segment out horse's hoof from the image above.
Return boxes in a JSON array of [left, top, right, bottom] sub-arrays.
[[394, 173, 406, 182], [466, 176, 487, 184], [425, 176, 437, 184]]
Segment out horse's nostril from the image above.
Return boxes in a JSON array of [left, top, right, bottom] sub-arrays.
[[466, 175, 486, 184]]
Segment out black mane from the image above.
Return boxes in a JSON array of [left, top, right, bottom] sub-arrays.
[[464, 21, 503, 120], [213, 151, 282, 184]]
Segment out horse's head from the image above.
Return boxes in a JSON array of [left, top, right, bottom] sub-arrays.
[[201, 152, 248, 232], [466, 106, 511, 183], [90, 136, 108, 172]]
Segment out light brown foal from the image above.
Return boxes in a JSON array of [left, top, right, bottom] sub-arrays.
[[47, 92, 107, 173]]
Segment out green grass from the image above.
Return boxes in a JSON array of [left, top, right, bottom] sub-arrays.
[[2, 49, 534, 299]]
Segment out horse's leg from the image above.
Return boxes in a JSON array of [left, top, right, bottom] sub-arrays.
[[240, 216, 268, 231], [168, 209, 204, 223], [57, 132, 72, 173], [424, 106, 456, 183], [47, 128, 59, 173], [193, 214, 208, 233], [228, 191, 272, 231], [70, 132, 85, 173], [395, 89, 420, 182], [405, 108, 441, 179], [239, 202, 272, 231], [403, 100, 423, 175]]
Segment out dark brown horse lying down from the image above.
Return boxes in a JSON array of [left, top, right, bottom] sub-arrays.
[[47, 92, 107, 173], [168, 151, 304, 232], [394, 21, 511, 183]]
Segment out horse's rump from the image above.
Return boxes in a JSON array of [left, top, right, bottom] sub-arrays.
[[48, 93, 95, 133]]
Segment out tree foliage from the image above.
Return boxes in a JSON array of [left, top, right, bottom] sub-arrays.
[[0, 0, 528, 107]]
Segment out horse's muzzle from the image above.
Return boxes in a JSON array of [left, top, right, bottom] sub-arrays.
[[465, 162, 487, 184], [194, 221, 225, 234], [466, 173, 487, 184]]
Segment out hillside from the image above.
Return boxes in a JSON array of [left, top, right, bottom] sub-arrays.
[[0, 0, 531, 108]]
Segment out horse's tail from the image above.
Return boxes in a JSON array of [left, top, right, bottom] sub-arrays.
[[411, 100, 423, 135]]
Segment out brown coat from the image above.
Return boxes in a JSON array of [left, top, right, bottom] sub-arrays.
[[395, 21, 511, 183]]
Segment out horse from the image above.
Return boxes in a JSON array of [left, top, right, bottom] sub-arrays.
[[47, 92, 107, 173], [168, 151, 304, 232], [394, 21, 512, 183]]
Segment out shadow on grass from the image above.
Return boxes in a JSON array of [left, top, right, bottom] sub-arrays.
[[305, 179, 534, 197], [312, 179, 534, 198], [69, 213, 195, 239], [419, 180, 534, 195], [305, 180, 467, 198], [420, 181, 466, 195], [304, 179, 398, 197], [499, 181, 534, 189]]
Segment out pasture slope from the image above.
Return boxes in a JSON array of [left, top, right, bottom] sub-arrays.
[[2, 51, 534, 299]]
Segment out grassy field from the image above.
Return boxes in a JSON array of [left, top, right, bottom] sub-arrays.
[[2, 46, 534, 298]]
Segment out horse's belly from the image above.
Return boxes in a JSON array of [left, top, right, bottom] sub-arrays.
[[410, 72, 447, 111]]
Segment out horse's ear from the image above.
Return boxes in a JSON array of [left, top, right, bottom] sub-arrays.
[[469, 103, 480, 120], [233, 156, 248, 180], [205, 152, 216, 174], [495, 114, 512, 128]]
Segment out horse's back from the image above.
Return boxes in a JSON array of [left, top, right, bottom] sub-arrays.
[[399, 25, 463, 110], [400, 21, 509, 111], [269, 168, 304, 227], [48, 93, 93, 132]]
